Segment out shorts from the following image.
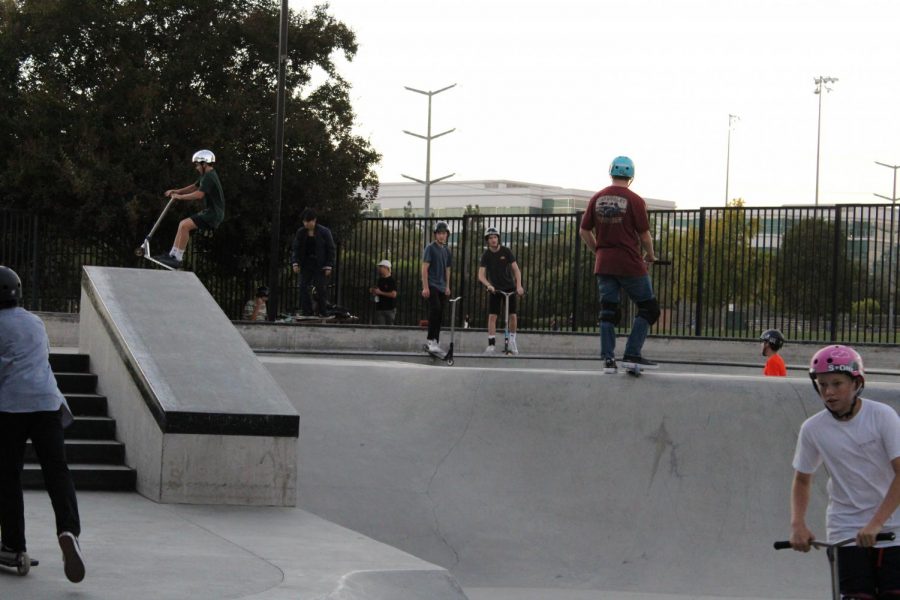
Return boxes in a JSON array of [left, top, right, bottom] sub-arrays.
[[488, 291, 517, 315], [839, 545, 900, 597], [190, 210, 221, 231]]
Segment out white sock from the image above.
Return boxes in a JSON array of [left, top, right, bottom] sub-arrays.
[[510, 332, 517, 340], [172, 248, 185, 261]]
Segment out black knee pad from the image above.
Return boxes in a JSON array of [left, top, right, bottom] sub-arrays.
[[636, 298, 661, 326], [600, 302, 622, 326]]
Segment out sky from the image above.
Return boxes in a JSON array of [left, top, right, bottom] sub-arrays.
[[293, 0, 900, 209]]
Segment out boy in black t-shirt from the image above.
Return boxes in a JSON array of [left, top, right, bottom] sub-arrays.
[[477, 227, 524, 354], [370, 259, 398, 325]]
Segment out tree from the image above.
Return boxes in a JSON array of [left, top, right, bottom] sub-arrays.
[[0, 0, 379, 277], [776, 217, 864, 318]]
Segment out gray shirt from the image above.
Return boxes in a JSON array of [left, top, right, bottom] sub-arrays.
[[423, 241, 452, 293], [0, 307, 72, 426]]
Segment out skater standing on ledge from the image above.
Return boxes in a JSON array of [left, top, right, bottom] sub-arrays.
[[579, 156, 659, 374], [290, 209, 336, 317], [478, 226, 524, 354], [0, 266, 85, 583], [789, 345, 900, 598], [155, 149, 225, 269], [421, 221, 453, 355]]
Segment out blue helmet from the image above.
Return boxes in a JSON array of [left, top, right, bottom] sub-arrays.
[[609, 156, 635, 179]]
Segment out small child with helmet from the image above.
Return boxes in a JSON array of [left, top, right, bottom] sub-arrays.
[[759, 329, 786, 376], [788, 344, 900, 597]]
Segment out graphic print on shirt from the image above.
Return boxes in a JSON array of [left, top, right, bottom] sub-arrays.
[[595, 195, 628, 223]]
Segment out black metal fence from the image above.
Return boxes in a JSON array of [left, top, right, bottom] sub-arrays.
[[3, 205, 899, 344]]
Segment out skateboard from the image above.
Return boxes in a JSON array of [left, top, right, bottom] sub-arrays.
[[774, 532, 895, 600], [279, 314, 359, 325], [0, 552, 38, 576], [621, 362, 643, 377]]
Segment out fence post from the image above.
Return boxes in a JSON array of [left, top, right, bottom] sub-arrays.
[[457, 217, 468, 328], [830, 205, 841, 342], [694, 208, 706, 337], [571, 212, 582, 332]]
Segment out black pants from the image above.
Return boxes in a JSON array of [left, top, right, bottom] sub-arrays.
[[0, 410, 80, 552], [427, 287, 448, 341], [839, 545, 900, 598], [299, 267, 329, 315]]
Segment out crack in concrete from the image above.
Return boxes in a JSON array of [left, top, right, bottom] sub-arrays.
[[424, 385, 479, 569]]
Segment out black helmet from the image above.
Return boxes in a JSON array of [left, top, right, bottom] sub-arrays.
[[257, 286, 270, 297], [433, 221, 450, 234], [0, 266, 22, 305], [759, 329, 785, 351]]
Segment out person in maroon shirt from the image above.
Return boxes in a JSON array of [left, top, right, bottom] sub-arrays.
[[579, 156, 659, 373]]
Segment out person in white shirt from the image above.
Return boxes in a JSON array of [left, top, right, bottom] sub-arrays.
[[789, 344, 900, 598]]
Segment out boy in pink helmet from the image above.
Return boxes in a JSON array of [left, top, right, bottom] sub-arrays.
[[789, 345, 900, 598]]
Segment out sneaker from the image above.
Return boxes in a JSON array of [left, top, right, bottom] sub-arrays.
[[153, 254, 182, 270], [0, 545, 18, 562], [621, 354, 658, 369], [484, 345, 496, 354], [508, 338, 519, 355], [426, 340, 443, 354], [58, 532, 85, 583], [603, 358, 618, 374]]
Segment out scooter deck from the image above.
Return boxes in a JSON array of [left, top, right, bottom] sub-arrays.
[[142, 255, 178, 271]]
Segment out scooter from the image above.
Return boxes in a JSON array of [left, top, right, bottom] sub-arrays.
[[424, 296, 462, 366], [774, 532, 896, 600], [135, 196, 177, 270], [496, 289, 517, 355]]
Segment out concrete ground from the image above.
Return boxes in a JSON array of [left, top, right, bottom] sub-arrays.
[[32, 309, 900, 599], [5, 491, 463, 599]]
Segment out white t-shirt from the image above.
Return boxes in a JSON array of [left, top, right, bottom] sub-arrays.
[[793, 399, 900, 543]]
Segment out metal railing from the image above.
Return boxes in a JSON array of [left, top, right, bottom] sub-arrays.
[[2, 205, 898, 344]]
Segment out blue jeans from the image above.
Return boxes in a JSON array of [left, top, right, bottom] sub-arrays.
[[596, 274, 655, 360]]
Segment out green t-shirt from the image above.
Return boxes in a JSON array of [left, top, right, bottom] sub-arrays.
[[196, 169, 225, 226]]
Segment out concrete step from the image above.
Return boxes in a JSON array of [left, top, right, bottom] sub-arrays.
[[54, 372, 98, 394], [26, 439, 125, 464], [49, 353, 90, 374], [64, 416, 116, 440], [22, 463, 136, 491], [64, 393, 108, 416]]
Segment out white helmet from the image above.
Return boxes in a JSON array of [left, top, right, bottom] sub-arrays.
[[192, 149, 216, 164]]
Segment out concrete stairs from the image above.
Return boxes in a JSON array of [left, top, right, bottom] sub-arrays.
[[23, 353, 136, 491]]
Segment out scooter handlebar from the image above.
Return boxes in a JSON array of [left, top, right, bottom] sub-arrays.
[[774, 532, 895, 550]]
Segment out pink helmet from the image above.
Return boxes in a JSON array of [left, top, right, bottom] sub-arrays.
[[809, 345, 864, 378]]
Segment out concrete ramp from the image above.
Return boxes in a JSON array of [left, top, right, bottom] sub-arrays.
[[79, 267, 298, 505], [264, 357, 900, 598]]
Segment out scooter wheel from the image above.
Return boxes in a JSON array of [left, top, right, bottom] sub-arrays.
[[16, 553, 30, 576], [135, 247, 145, 257], [447, 358, 454, 366]]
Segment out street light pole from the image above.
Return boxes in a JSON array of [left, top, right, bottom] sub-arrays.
[[725, 113, 739, 206], [813, 76, 838, 206], [401, 84, 456, 218], [266, 0, 289, 320], [874, 161, 900, 339]]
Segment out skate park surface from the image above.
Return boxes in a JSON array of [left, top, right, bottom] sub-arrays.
[[26, 304, 900, 599]]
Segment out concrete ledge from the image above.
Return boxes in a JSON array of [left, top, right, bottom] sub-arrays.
[[78, 267, 298, 505]]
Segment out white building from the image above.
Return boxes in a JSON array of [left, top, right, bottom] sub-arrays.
[[370, 180, 676, 217]]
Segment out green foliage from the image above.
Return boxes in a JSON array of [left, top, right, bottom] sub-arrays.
[[776, 218, 864, 317], [0, 0, 379, 276]]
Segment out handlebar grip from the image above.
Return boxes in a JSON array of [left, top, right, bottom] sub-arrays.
[[877, 532, 896, 542], [773, 541, 792, 550]]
